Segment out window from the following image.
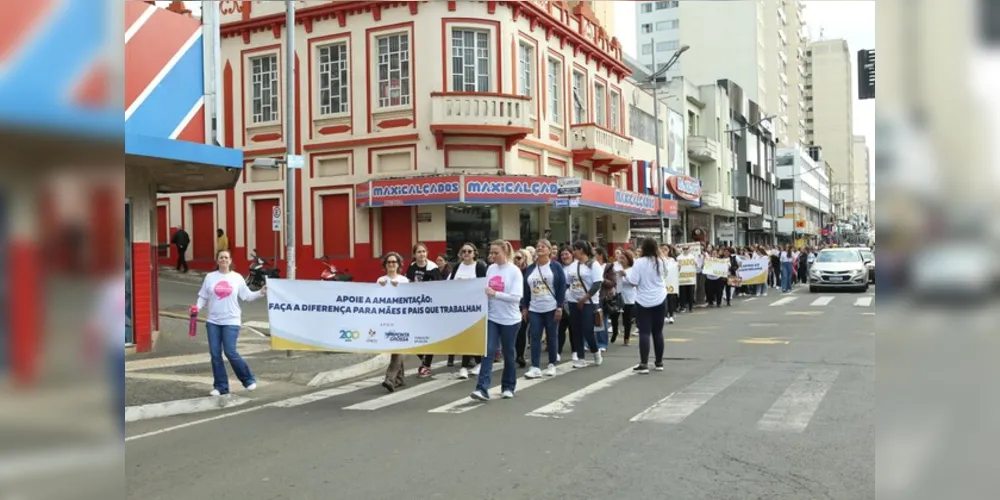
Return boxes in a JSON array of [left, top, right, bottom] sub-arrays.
[[656, 40, 679, 52], [641, 44, 653, 55], [610, 91, 620, 132], [641, 23, 653, 34], [656, 20, 679, 30], [376, 33, 411, 107], [318, 44, 349, 115], [640, 3, 653, 13], [547, 58, 561, 122], [571, 71, 586, 124], [517, 43, 533, 97], [594, 83, 606, 127], [250, 54, 279, 123], [628, 105, 662, 144], [451, 29, 490, 92], [655, 1, 669, 9]]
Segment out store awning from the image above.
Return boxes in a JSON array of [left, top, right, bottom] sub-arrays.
[[127, 134, 244, 192]]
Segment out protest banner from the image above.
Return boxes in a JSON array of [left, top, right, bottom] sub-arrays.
[[703, 258, 730, 278], [265, 278, 488, 354], [677, 254, 697, 286], [737, 257, 769, 285]]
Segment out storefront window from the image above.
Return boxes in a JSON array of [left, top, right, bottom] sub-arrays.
[[446, 205, 499, 259], [519, 208, 541, 248], [547, 208, 586, 247], [125, 199, 133, 345]]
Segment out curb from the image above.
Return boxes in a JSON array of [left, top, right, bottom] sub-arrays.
[[160, 310, 206, 323], [125, 394, 251, 423], [307, 353, 391, 387]]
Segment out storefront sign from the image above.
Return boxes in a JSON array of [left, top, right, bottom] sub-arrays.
[[464, 176, 558, 204], [613, 189, 658, 213], [665, 175, 702, 202], [359, 177, 461, 207], [557, 177, 582, 197]]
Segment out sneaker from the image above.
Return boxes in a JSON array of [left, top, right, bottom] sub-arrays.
[[381, 381, 395, 393], [594, 351, 603, 366], [525, 367, 542, 379], [458, 367, 470, 380], [572, 360, 588, 369], [654, 363, 665, 371], [246, 383, 257, 391], [209, 389, 222, 397], [516, 357, 527, 368], [544, 364, 557, 377], [418, 366, 432, 378], [556, 354, 562, 362], [470, 364, 481, 376], [571, 353, 580, 362], [599, 347, 607, 353], [470, 389, 490, 401], [501, 390, 514, 399], [667, 317, 675, 324], [633, 364, 650, 374]]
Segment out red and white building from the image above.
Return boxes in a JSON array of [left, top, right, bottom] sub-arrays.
[[157, 0, 678, 282]]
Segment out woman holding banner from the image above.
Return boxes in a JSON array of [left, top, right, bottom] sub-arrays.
[[407, 243, 442, 378], [471, 240, 524, 401], [620, 238, 667, 374], [663, 246, 680, 324], [378, 252, 410, 393], [520, 239, 565, 379], [449, 242, 489, 380]]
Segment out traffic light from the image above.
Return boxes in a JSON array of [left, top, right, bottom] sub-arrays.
[[858, 49, 875, 100]]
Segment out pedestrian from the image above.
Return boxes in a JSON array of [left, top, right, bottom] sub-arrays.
[[565, 240, 603, 368], [448, 242, 488, 379], [195, 249, 266, 397], [513, 249, 533, 367], [780, 246, 795, 293], [663, 246, 679, 324], [520, 239, 565, 379], [556, 246, 575, 358], [172, 227, 190, 272], [406, 243, 442, 378], [614, 250, 637, 345], [620, 238, 667, 374], [378, 252, 409, 392], [470, 240, 524, 401]]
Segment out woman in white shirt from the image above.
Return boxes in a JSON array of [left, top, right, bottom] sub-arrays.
[[378, 252, 410, 392], [564, 240, 603, 369], [614, 250, 637, 346], [663, 246, 680, 324], [195, 250, 266, 397], [448, 242, 488, 380], [780, 246, 795, 293], [620, 238, 667, 374], [520, 239, 565, 378], [470, 240, 524, 401]]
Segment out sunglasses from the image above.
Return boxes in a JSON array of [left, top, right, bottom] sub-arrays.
[[460, 249, 474, 254], [386, 260, 399, 265]]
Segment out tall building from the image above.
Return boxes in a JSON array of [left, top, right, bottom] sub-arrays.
[[569, 1, 616, 37], [632, 0, 803, 147], [851, 135, 871, 220], [805, 39, 855, 218], [781, 0, 809, 148]]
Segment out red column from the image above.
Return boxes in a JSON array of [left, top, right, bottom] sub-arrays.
[[8, 240, 39, 386], [132, 242, 153, 353]]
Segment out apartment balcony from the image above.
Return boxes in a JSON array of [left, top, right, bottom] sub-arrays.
[[570, 123, 632, 171], [687, 135, 720, 163], [429, 92, 534, 150], [702, 191, 725, 208]]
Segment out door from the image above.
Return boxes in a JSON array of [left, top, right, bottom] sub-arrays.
[[253, 198, 280, 260], [321, 194, 351, 258], [380, 206, 412, 259], [190, 203, 215, 262], [157, 205, 168, 258]]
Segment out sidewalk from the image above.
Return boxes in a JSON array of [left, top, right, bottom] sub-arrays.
[[125, 316, 386, 422]]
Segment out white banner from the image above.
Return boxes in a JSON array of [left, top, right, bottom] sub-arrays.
[[704, 258, 730, 278], [737, 258, 769, 285], [265, 278, 488, 354]]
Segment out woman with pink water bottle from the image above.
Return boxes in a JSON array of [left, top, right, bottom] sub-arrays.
[[195, 249, 266, 397]]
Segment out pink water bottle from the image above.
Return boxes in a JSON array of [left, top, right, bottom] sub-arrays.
[[189, 306, 199, 338]]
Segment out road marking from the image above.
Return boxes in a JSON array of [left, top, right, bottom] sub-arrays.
[[739, 338, 790, 345], [786, 311, 823, 316], [126, 406, 264, 442], [854, 297, 874, 307], [244, 320, 269, 329], [748, 323, 780, 327], [343, 364, 501, 411], [527, 367, 635, 418], [428, 363, 574, 414], [757, 369, 838, 432], [861, 312, 876, 316], [733, 311, 759, 315], [630, 366, 751, 424], [269, 361, 449, 408], [665, 338, 693, 343], [770, 296, 798, 306], [743, 298, 758, 302], [810, 296, 835, 306]]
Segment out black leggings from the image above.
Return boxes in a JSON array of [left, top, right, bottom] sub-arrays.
[[679, 285, 695, 312], [604, 302, 621, 343], [666, 294, 678, 318], [558, 306, 572, 354], [636, 301, 666, 366], [516, 320, 529, 360], [618, 304, 635, 343]]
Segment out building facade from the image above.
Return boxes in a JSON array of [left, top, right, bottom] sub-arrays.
[[157, 0, 680, 284], [805, 39, 855, 217], [851, 135, 871, 222], [776, 146, 830, 245]]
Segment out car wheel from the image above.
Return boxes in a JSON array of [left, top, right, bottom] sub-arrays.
[[809, 286, 817, 293]]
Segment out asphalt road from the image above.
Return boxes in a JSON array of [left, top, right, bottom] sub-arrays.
[[128, 286, 875, 499]]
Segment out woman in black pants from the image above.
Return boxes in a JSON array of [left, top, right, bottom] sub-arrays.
[[613, 250, 636, 345], [619, 238, 667, 373]]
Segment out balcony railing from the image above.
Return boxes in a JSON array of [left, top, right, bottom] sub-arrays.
[[701, 191, 726, 209], [687, 135, 720, 163], [570, 123, 632, 162], [430, 92, 533, 131]]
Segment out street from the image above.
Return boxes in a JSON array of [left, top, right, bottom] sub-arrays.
[[127, 286, 875, 499]]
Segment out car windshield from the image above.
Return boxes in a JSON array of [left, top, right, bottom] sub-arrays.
[[816, 251, 861, 263], [861, 251, 874, 261]]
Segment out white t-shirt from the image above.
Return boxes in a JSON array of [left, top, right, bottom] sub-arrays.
[[451, 262, 479, 280], [196, 271, 264, 326], [591, 262, 606, 304], [526, 262, 558, 313], [486, 263, 524, 325], [378, 274, 410, 285], [618, 268, 638, 305], [624, 257, 667, 308], [566, 259, 601, 304]]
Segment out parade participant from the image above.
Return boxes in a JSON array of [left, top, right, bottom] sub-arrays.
[[195, 250, 266, 397], [620, 238, 667, 374], [471, 240, 524, 401], [406, 243, 441, 378], [379, 252, 410, 392], [613, 250, 637, 346], [566, 240, 603, 368], [513, 249, 533, 367], [663, 245, 680, 324], [448, 243, 488, 380], [520, 239, 565, 379]]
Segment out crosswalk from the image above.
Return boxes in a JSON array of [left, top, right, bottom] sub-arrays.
[[764, 294, 875, 308], [266, 360, 861, 434]]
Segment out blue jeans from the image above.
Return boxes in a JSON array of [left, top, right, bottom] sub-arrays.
[[781, 261, 794, 292], [206, 322, 255, 394], [476, 321, 519, 394], [528, 310, 559, 367]]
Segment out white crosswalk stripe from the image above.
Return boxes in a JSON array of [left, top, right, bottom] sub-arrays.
[[428, 363, 574, 414], [344, 364, 501, 411], [854, 297, 874, 307], [770, 296, 799, 306], [526, 367, 635, 418], [757, 369, 839, 432], [810, 296, 835, 306], [630, 366, 751, 424], [268, 361, 448, 408]]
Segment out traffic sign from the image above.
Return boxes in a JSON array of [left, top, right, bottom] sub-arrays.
[[553, 198, 580, 208], [287, 154, 305, 169], [272, 206, 282, 231], [557, 177, 582, 198]]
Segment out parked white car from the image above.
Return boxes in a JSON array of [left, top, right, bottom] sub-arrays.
[[809, 248, 871, 293]]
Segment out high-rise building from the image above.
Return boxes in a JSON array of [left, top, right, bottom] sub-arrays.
[[782, 0, 809, 148], [805, 39, 855, 218], [632, 0, 803, 148], [569, 1, 616, 37], [852, 135, 871, 220]]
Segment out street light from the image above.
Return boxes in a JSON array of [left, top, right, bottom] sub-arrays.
[[724, 114, 775, 246], [641, 43, 689, 243]]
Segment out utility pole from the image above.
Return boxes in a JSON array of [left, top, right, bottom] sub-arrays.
[[284, 0, 296, 280]]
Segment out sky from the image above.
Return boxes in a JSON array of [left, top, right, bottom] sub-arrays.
[[613, 0, 876, 149]]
